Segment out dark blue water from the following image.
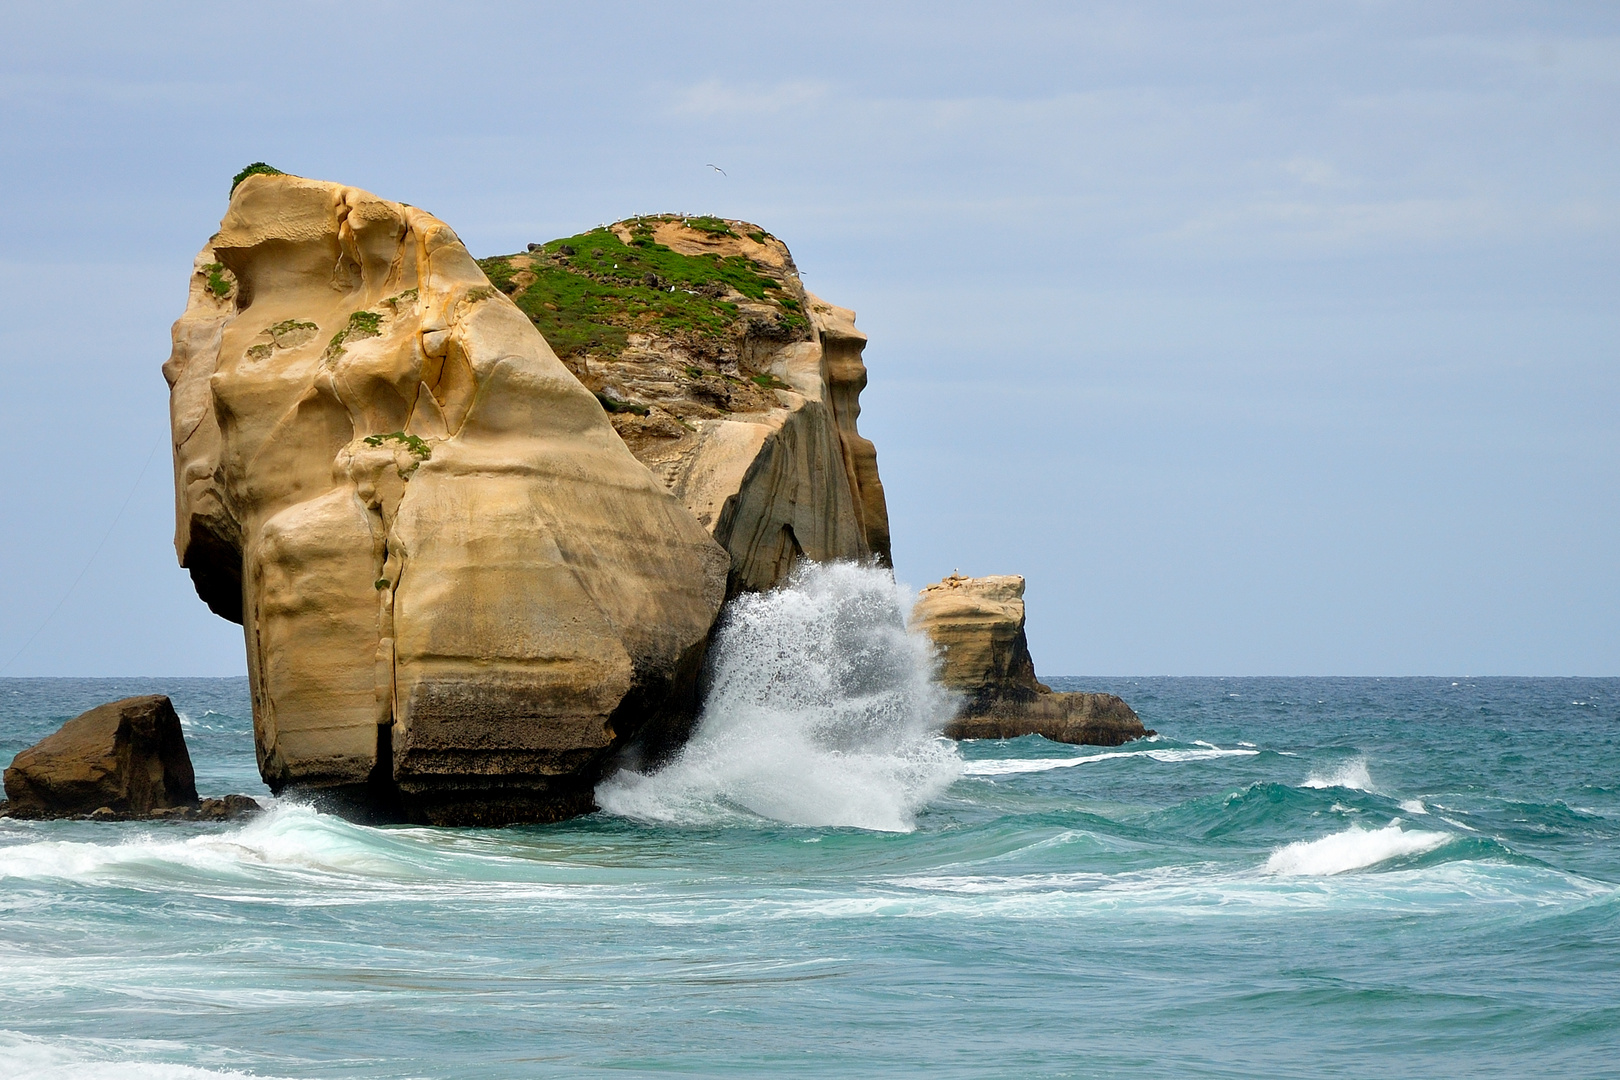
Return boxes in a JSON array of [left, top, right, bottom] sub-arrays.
[[2, 675, 1617, 1079]]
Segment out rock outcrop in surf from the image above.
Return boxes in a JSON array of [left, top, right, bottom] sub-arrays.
[[3, 695, 196, 818], [163, 174, 893, 824], [910, 574, 1150, 746], [1, 695, 263, 821]]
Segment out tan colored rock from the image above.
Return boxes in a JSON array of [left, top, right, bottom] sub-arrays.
[[481, 217, 890, 594], [909, 574, 1048, 713], [3, 696, 198, 818], [910, 573, 1151, 745], [164, 174, 730, 823]]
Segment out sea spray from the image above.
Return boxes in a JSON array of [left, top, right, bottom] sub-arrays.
[[1303, 757, 1375, 792], [596, 562, 962, 831], [1265, 820, 1451, 876]]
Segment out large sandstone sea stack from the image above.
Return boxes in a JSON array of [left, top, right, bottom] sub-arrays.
[[164, 172, 890, 823]]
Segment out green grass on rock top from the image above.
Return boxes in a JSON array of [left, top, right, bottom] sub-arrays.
[[477, 216, 808, 362]]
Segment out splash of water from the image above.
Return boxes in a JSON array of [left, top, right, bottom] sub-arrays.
[[1303, 757, 1374, 792], [596, 562, 962, 832]]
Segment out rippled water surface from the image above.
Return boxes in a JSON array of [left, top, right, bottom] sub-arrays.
[[2, 675, 1617, 1079]]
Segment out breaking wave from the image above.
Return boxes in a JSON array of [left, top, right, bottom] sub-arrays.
[[596, 562, 962, 832], [0, 803, 417, 886], [1303, 757, 1375, 792], [1265, 821, 1452, 876]]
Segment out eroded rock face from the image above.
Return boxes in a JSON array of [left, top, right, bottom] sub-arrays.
[[2, 696, 198, 818], [165, 175, 730, 823], [910, 574, 1150, 745], [479, 217, 890, 594], [909, 574, 1049, 714]]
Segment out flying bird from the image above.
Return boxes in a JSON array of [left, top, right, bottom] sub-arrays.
[[706, 164, 727, 176]]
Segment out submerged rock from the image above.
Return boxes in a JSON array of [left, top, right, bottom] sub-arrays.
[[151, 794, 264, 821], [478, 216, 890, 594], [165, 174, 730, 824], [2, 696, 198, 818], [910, 574, 1152, 745]]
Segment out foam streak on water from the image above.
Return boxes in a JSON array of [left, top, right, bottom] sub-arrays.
[[963, 745, 1259, 775], [596, 563, 962, 831]]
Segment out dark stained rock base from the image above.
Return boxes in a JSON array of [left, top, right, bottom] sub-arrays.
[[145, 794, 264, 821], [1, 794, 263, 822], [944, 691, 1154, 746]]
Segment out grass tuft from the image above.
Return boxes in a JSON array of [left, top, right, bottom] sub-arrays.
[[363, 431, 432, 460], [231, 162, 285, 193], [594, 391, 650, 416], [326, 310, 384, 355], [202, 262, 232, 298]]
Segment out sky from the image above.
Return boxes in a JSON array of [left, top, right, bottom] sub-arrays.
[[0, 1, 1615, 676]]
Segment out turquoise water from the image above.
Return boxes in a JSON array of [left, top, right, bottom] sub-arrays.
[[2, 675, 1617, 1078]]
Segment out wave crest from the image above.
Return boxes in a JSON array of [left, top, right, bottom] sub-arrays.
[[1265, 821, 1451, 876], [1303, 758, 1374, 792]]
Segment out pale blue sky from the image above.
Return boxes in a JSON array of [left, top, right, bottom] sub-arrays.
[[1, 1, 1614, 675]]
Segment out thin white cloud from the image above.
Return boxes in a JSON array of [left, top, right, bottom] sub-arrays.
[[668, 79, 831, 117]]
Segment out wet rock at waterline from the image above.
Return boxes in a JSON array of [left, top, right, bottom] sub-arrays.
[[944, 691, 1150, 746], [149, 794, 265, 822], [911, 573, 1151, 745], [3, 695, 199, 819]]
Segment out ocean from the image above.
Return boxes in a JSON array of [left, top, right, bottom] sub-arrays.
[[3, 660, 1617, 1075]]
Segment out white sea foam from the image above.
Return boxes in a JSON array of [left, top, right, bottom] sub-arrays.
[[0, 1030, 297, 1080], [596, 562, 962, 832], [0, 803, 416, 885], [1303, 758, 1374, 791], [963, 746, 1259, 776], [1399, 798, 1429, 815], [1265, 821, 1450, 876]]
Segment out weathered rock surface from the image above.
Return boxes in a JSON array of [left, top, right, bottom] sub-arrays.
[[166, 174, 730, 823], [943, 692, 1149, 746], [909, 574, 1049, 714], [479, 216, 890, 594], [2, 696, 198, 818], [910, 574, 1151, 745]]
